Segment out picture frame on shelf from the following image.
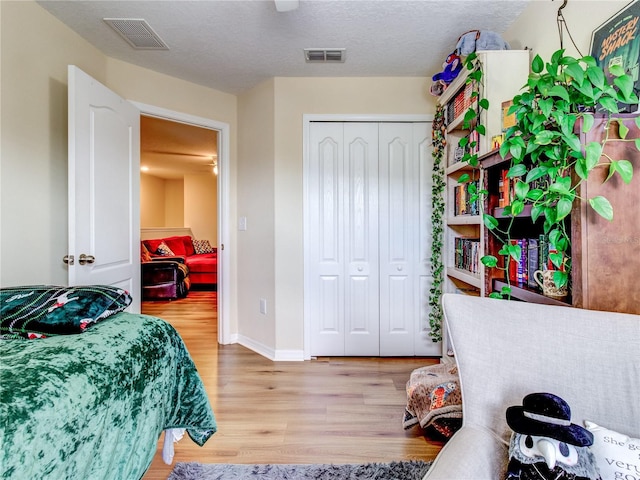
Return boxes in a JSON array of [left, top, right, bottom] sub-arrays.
[[590, 0, 640, 112]]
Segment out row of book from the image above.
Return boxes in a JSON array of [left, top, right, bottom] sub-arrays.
[[454, 237, 480, 274], [497, 168, 546, 209], [445, 81, 478, 126], [505, 235, 557, 288], [453, 180, 480, 216]]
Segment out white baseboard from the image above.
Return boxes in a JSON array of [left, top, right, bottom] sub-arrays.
[[237, 334, 304, 361]]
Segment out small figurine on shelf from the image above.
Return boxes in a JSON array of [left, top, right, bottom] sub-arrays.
[[430, 52, 462, 96]]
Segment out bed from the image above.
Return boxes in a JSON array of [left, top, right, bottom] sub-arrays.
[[0, 285, 216, 480]]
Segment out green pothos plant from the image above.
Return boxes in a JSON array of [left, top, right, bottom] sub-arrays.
[[459, 49, 640, 298], [428, 104, 446, 342]]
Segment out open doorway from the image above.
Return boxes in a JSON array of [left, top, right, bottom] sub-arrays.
[[133, 102, 231, 345], [140, 116, 219, 245]]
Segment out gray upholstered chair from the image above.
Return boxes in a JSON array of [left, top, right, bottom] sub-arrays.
[[424, 293, 640, 479]]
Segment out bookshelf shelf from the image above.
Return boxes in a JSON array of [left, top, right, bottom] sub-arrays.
[[493, 280, 570, 306], [445, 161, 474, 175], [448, 215, 481, 225], [447, 267, 482, 288], [492, 204, 533, 219]]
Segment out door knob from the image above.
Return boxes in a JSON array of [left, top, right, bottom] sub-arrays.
[[63, 255, 75, 265], [79, 254, 95, 265]]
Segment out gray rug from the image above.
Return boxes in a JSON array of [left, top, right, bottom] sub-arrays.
[[167, 460, 431, 479]]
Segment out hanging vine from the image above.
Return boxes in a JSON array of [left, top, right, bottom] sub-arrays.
[[428, 104, 446, 342]]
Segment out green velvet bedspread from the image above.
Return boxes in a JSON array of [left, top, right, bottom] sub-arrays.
[[0, 312, 216, 480]]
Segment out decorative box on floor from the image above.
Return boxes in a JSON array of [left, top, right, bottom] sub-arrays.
[[403, 363, 462, 439]]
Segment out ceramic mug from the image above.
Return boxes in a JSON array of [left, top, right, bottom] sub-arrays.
[[533, 270, 568, 299]]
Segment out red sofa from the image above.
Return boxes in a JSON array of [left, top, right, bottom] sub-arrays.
[[142, 235, 217, 288]]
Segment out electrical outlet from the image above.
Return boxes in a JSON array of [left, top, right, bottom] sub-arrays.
[[259, 298, 267, 315]]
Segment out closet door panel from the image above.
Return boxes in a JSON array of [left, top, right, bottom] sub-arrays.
[[309, 123, 345, 355], [379, 123, 416, 355], [344, 123, 379, 355]]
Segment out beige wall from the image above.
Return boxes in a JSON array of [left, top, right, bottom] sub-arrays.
[[164, 179, 185, 227], [184, 173, 217, 242], [0, 1, 107, 286], [1, 1, 238, 332], [270, 77, 434, 352], [140, 173, 167, 227], [237, 78, 276, 350], [140, 175, 185, 228]]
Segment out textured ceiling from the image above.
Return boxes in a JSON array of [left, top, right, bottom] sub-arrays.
[[37, 0, 531, 95]]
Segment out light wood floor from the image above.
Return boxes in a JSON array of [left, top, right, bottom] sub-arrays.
[[141, 291, 443, 479]]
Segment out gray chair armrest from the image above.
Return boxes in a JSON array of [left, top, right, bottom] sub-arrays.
[[423, 426, 508, 479]]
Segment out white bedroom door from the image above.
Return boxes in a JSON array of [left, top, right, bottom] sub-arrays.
[[67, 65, 141, 312]]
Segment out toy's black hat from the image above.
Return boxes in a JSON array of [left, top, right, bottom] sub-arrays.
[[506, 393, 593, 447]]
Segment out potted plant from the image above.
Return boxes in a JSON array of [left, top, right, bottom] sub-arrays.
[[463, 49, 640, 298]]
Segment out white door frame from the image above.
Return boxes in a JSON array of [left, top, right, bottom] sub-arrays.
[[303, 114, 433, 360], [132, 101, 231, 345]]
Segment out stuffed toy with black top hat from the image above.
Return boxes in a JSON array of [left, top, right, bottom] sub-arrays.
[[505, 393, 601, 480]]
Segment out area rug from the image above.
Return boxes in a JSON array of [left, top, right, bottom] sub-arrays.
[[168, 460, 432, 480]]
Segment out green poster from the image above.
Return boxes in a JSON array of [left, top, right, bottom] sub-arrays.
[[590, 0, 640, 112]]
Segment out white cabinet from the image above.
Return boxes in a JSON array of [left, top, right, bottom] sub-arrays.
[[307, 121, 439, 356]]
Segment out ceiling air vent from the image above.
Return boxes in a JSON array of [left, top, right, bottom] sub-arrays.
[[103, 18, 169, 50], [304, 48, 346, 63]]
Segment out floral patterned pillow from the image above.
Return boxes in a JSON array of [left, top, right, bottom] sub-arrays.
[[193, 239, 215, 254], [155, 241, 175, 256]]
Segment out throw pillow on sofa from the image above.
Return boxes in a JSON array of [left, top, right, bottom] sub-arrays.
[[584, 420, 640, 480], [193, 239, 215, 254], [155, 241, 175, 256]]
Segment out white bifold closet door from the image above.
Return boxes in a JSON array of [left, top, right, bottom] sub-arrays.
[[308, 121, 438, 357]]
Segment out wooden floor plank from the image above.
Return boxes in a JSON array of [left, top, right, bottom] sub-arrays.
[[141, 291, 443, 479]]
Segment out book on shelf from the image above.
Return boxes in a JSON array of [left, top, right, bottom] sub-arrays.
[[454, 237, 480, 274], [527, 238, 539, 289], [504, 235, 553, 290], [453, 180, 479, 216]]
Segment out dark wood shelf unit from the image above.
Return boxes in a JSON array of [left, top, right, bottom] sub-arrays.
[[481, 114, 640, 314], [492, 280, 570, 306]]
